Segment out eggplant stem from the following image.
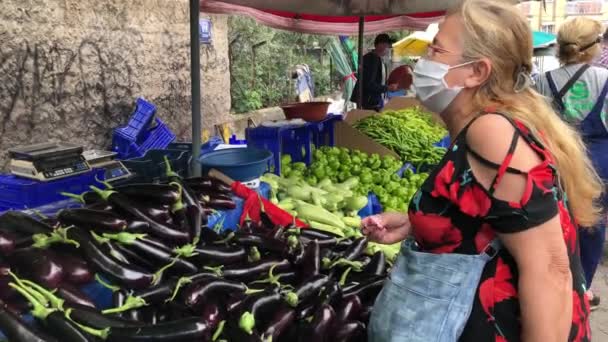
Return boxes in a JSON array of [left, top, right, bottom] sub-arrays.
[[30, 210, 48, 220], [339, 267, 353, 287], [95, 274, 120, 292], [20, 279, 64, 310], [152, 258, 179, 286], [247, 246, 261, 263], [212, 231, 233, 245], [60, 192, 86, 203], [31, 227, 79, 249], [212, 320, 226, 341], [89, 185, 116, 202], [164, 156, 180, 179], [212, 217, 226, 234], [243, 286, 265, 295], [203, 265, 224, 277], [102, 295, 147, 314], [101, 232, 147, 245], [7, 274, 49, 308], [249, 264, 282, 287], [91, 231, 110, 245], [173, 243, 198, 258], [8, 283, 54, 319], [329, 258, 363, 272], [65, 308, 110, 339], [239, 311, 255, 335], [166, 276, 193, 303], [283, 291, 299, 308], [95, 175, 114, 190]]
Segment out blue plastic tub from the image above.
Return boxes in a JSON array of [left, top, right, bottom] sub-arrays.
[[199, 147, 273, 181]]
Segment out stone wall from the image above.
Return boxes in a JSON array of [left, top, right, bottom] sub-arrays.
[[0, 0, 231, 168]]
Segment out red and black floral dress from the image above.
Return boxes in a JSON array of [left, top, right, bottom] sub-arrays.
[[408, 113, 591, 342]]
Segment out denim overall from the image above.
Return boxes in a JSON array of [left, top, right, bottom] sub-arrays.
[[368, 238, 501, 342], [547, 71, 608, 288]]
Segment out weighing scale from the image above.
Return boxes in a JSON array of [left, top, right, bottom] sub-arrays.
[[82, 150, 131, 182], [9, 143, 92, 181]]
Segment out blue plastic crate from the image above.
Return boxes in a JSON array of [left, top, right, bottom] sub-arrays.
[[114, 98, 157, 142], [308, 114, 342, 147], [121, 149, 191, 184], [246, 124, 312, 176], [434, 135, 451, 148], [113, 118, 176, 159], [0, 169, 105, 211]]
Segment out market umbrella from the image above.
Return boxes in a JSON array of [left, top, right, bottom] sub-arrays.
[[328, 37, 357, 111], [532, 31, 556, 49]]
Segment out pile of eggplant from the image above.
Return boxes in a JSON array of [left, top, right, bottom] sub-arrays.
[[0, 175, 389, 342]]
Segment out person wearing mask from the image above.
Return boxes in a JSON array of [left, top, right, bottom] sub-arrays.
[[535, 16, 608, 312], [364, 0, 600, 341], [351, 33, 400, 110]]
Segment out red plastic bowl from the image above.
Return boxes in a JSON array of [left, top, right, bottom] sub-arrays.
[[280, 102, 331, 122]]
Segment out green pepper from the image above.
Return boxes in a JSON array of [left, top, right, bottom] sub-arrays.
[[312, 166, 325, 180], [351, 156, 362, 165], [306, 175, 318, 186], [292, 162, 307, 172], [360, 173, 373, 184], [281, 154, 292, 165]]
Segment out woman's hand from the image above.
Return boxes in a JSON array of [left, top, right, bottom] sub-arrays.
[[361, 212, 410, 244]]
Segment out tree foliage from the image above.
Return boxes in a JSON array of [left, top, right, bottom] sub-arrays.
[[228, 16, 337, 113]]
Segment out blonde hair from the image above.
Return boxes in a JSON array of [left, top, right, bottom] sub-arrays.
[[557, 17, 603, 65], [449, 0, 603, 227]]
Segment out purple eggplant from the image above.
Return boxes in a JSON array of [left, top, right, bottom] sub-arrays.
[[41, 310, 95, 342], [199, 300, 223, 328], [112, 242, 156, 271], [332, 320, 366, 342], [305, 303, 335, 342], [57, 282, 96, 308], [359, 305, 373, 324], [115, 236, 197, 275], [54, 251, 93, 285], [295, 302, 318, 321], [66, 303, 143, 329], [10, 248, 64, 288], [341, 237, 368, 261], [189, 245, 247, 266], [0, 301, 57, 342], [291, 274, 330, 307], [222, 258, 291, 282], [180, 183, 206, 241], [58, 209, 128, 232], [320, 279, 343, 308], [233, 233, 289, 255], [334, 295, 363, 324], [341, 276, 385, 305], [202, 195, 237, 210], [126, 220, 150, 232], [297, 239, 320, 281], [235, 289, 283, 335], [0, 230, 16, 256], [91, 188, 190, 245], [114, 183, 181, 205], [261, 303, 295, 341], [106, 316, 217, 342], [182, 277, 248, 310], [65, 227, 153, 289], [0, 211, 53, 235], [184, 176, 232, 194]]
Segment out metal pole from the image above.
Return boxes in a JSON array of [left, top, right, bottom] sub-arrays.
[[357, 16, 364, 108], [190, 0, 202, 177]]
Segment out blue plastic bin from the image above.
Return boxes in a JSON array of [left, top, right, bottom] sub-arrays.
[[0, 169, 105, 212], [246, 115, 342, 175], [120, 149, 191, 184], [112, 118, 176, 159], [114, 98, 157, 142], [199, 147, 273, 182]]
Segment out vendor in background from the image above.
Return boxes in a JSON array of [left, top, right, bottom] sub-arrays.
[[363, 0, 600, 341], [535, 16, 608, 312], [351, 33, 400, 111]]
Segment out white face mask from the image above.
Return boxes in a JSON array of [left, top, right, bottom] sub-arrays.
[[413, 58, 474, 114]]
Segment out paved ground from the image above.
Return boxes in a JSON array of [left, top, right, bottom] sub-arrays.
[[590, 250, 608, 341]]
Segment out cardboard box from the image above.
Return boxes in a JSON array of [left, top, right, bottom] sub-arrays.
[[334, 97, 444, 158]]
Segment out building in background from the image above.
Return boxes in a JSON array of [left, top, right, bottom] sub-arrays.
[[518, 0, 608, 33], [519, 0, 608, 73]]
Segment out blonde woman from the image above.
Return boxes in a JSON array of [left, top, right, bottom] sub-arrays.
[[363, 0, 601, 341], [535, 17, 608, 312]]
